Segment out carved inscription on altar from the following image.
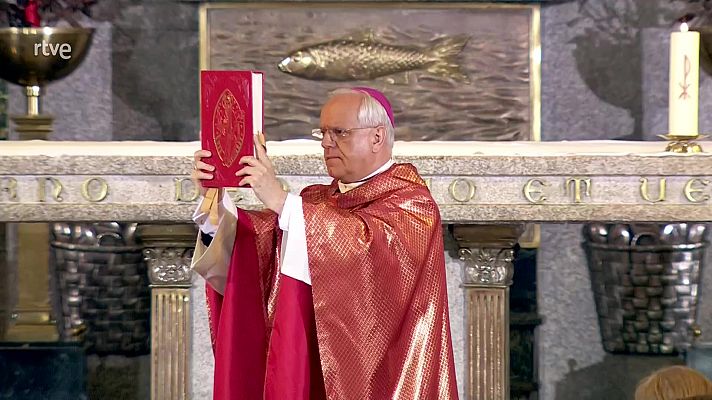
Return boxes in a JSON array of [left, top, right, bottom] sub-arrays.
[[448, 178, 477, 203], [684, 178, 710, 203], [37, 177, 64, 202], [640, 178, 667, 203], [565, 178, 592, 203], [81, 178, 109, 202], [1, 177, 17, 201], [174, 178, 199, 202], [523, 179, 548, 204], [2, 175, 712, 207]]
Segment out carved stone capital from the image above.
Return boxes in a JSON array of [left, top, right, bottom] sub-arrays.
[[144, 247, 193, 286], [137, 223, 197, 287], [459, 247, 515, 286], [452, 224, 523, 287]]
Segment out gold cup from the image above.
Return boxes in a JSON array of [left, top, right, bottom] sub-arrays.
[[0, 27, 94, 139]]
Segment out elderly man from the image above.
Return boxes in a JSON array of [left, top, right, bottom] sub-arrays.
[[191, 87, 458, 400]]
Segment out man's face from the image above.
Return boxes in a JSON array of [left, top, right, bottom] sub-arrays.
[[319, 94, 379, 182]]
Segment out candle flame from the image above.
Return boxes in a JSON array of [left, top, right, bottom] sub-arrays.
[[681, 22, 690, 32]]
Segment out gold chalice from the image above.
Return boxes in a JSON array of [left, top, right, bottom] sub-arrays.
[[0, 27, 94, 139]]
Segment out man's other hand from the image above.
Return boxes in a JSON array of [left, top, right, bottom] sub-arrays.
[[236, 136, 288, 215], [191, 149, 222, 199]]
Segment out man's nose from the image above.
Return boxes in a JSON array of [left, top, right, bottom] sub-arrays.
[[320, 133, 335, 148]]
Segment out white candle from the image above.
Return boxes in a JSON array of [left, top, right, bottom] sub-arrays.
[[669, 22, 700, 137]]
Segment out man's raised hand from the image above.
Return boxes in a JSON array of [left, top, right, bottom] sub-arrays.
[[236, 135, 288, 215]]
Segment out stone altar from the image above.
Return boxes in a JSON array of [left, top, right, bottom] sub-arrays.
[[2, 139, 712, 400]]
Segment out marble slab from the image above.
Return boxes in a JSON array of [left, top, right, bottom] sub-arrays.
[[2, 140, 712, 222]]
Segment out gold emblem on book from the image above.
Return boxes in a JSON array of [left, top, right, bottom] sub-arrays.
[[213, 89, 245, 167]]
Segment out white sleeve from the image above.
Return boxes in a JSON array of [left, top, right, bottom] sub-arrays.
[[192, 191, 238, 236], [277, 193, 311, 285]]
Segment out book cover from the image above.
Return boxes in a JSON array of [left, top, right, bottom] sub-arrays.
[[200, 70, 263, 188]]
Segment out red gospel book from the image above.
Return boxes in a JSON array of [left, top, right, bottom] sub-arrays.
[[200, 70, 264, 188]]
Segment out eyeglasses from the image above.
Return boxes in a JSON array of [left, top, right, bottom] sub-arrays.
[[311, 126, 381, 141]]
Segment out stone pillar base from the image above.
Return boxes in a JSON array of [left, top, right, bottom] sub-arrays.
[[453, 224, 523, 400], [138, 223, 196, 400]]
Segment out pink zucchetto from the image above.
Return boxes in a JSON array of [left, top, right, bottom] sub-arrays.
[[352, 87, 395, 127]]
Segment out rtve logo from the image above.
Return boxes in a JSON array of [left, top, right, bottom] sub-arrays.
[[33, 40, 72, 60]]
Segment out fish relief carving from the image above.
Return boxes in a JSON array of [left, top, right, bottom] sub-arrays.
[[278, 30, 470, 83]]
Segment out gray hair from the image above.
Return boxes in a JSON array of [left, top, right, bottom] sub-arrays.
[[329, 88, 395, 147]]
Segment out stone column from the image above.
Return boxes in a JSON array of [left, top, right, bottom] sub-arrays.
[[453, 225, 523, 400], [137, 223, 196, 400]]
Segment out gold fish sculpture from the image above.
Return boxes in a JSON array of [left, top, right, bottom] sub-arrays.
[[278, 32, 469, 82]]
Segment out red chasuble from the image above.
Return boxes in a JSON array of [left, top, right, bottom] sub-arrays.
[[205, 163, 459, 399]]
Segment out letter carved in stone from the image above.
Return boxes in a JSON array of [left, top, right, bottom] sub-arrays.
[[1, 178, 18, 201], [640, 178, 667, 203]]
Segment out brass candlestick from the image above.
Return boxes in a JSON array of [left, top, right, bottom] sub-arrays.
[[658, 134, 706, 153]]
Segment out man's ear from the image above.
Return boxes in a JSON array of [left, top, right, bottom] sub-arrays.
[[371, 126, 386, 152]]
